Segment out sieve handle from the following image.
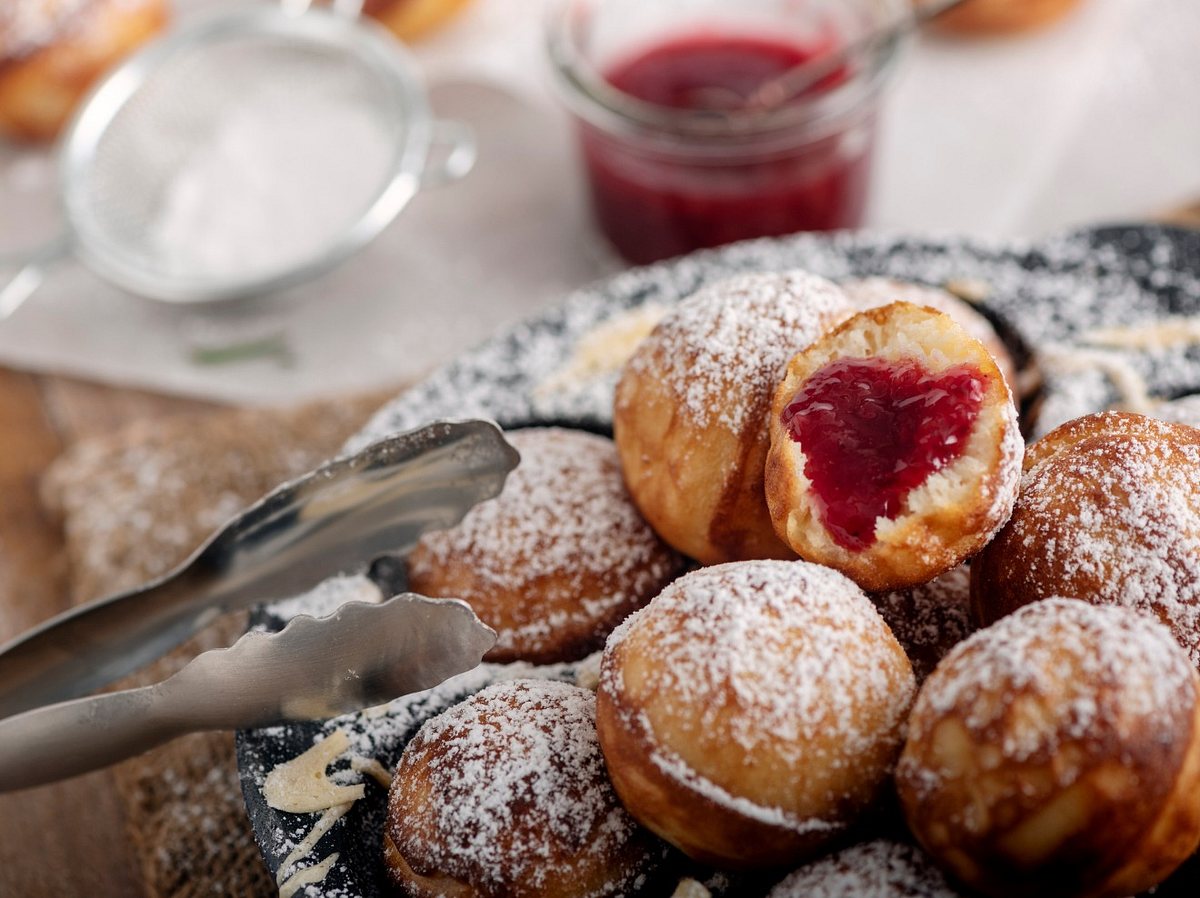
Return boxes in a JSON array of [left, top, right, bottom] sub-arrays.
[[0, 234, 72, 321], [422, 120, 478, 189]]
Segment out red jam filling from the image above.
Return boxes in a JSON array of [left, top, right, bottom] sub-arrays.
[[781, 357, 986, 551], [582, 33, 872, 265], [604, 34, 830, 110]]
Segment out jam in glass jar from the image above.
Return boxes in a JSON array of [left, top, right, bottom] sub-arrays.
[[548, 0, 906, 264]]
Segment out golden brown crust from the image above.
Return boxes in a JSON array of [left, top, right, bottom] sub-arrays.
[[841, 277, 1019, 391], [595, 680, 817, 869], [1103, 706, 1200, 897], [384, 680, 665, 898], [384, 832, 477, 898], [361, 0, 475, 42], [1019, 408, 1164, 472], [897, 599, 1200, 898], [596, 560, 916, 870], [764, 302, 1023, 592], [0, 0, 168, 142], [971, 412, 1200, 667], [932, 0, 1084, 35], [614, 362, 793, 564], [408, 428, 683, 665], [613, 272, 853, 565]]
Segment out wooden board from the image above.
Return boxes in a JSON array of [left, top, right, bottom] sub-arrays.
[[0, 372, 218, 898]]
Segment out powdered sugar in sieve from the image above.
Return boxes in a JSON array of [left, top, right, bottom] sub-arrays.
[[0, 3, 474, 314]]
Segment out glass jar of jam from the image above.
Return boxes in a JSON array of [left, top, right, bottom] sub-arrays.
[[548, 0, 906, 264]]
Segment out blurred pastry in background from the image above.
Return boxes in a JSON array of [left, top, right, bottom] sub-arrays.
[[931, 0, 1084, 34], [362, 0, 474, 42], [0, 0, 168, 142]]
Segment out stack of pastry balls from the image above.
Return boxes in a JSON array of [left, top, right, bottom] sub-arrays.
[[386, 271, 1200, 898]]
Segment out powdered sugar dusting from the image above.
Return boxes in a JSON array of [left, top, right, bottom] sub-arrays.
[[241, 661, 584, 898], [322, 659, 583, 762], [1031, 345, 1158, 438], [531, 303, 669, 418], [242, 225, 1200, 894], [987, 408, 1024, 528], [873, 566, 975, 684], [648, 747, 840, 834], [388, 680, 657, 896], [624, 271, 851, 434], [409, 428, 681, 659], [767, 839, 959, 898], [1006, 414, 1200, 665], [913, 599, 1195, 764], [603, 560, 915, 824]]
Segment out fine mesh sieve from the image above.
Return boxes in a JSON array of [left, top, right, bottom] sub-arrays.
[[0, 1, 475, 315]]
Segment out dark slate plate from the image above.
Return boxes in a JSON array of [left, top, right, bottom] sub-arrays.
[[236, 224, 1200, 898]]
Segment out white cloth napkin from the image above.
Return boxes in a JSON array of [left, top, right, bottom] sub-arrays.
[[0, 0, 1196, 404]]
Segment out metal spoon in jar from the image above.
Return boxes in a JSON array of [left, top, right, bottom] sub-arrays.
[[689, 0, 972, 112]]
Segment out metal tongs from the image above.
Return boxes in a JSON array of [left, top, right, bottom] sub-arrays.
[[0, 419, 519, 792]]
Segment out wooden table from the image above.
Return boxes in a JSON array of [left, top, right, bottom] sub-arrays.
[[0, 371, 217, 897]]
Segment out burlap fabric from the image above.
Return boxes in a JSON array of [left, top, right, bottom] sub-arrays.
[[40, 391, 391, 898]]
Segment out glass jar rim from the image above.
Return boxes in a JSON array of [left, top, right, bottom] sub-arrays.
[[546, 0, 907, 150]]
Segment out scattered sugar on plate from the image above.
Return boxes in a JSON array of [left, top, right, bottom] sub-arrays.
[[349, 226, 1200, 452], [267, 575, 383, 624]]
